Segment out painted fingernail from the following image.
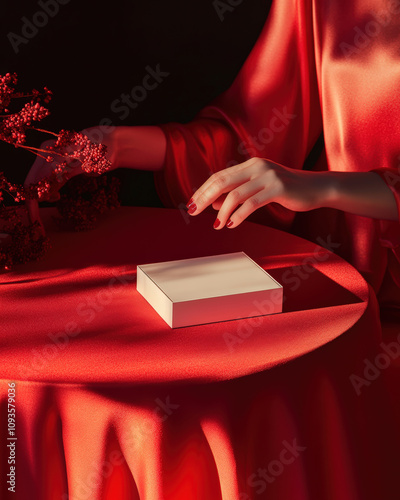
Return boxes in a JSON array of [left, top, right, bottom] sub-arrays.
[[226, 219, 234, 228], [187, 203, 197, 215], [186, 198, 194, 209], [213, 218, 221, 229]]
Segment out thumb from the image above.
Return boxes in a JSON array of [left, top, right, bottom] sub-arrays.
[[25, 198, 45, 236]]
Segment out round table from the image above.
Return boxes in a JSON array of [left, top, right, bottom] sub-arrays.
[[0, 207, 398, 500], [1, 206, 370, 384]]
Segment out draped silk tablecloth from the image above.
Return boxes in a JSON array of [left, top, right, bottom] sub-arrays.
[[0, 207, 399, 500]]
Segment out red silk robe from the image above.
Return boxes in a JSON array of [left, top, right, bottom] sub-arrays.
[[154, 0, 400, 310]]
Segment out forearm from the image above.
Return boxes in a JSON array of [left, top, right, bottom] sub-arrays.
[[323, 171, 399, 221], [84, 125, 167, 172]]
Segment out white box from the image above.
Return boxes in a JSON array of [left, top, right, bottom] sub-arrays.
[[136, 251, 283, 328]]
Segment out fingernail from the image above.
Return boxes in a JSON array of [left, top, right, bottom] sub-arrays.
[[213, 218, 220, 229], [226, 219, 234, 228], [186, 198, 194, 209], [187, 203, 197, 215]]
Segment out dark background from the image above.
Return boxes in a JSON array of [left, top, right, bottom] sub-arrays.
[[1, 0, 272, 206]]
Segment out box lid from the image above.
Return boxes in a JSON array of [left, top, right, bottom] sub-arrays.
[[137, 252, 281, 303]]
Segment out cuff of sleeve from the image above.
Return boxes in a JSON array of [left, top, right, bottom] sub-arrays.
[[152, 122, 181, 208], [153, 119, 244, 209], [370, 168, 400, 250]]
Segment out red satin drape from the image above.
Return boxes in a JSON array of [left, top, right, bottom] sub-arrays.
[[153, 0, 400, 307], [1, 207, 399, 500]]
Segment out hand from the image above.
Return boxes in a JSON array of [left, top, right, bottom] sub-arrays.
[[186, 157, 333, 229], [24, 127, 117, 231], [23, 139, 81, 232]]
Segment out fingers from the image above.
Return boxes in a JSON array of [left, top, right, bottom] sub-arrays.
[[213, 179, 265, 229], [25, 198, 45, 236], [25, 199, 39, 222], [24, 140, 57, 233], [211, 194, 227, 210], [48, 192, 61, 202], [184, 158, 306, 229], [223, 187, 280, 228], [186, 159, 258, 215], [24, 156, 45, 228]]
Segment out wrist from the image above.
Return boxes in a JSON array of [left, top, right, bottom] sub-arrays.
[[316, 171, 398, 220], [319, 172, 342, 210], [307, 171, 340, 211]]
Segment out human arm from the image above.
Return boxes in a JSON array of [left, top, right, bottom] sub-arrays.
[[185, 157, 399, 229], [24, 125, 167, 227]]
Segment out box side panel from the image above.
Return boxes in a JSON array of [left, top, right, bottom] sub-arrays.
[[136, 266, 173, 327], [172, 287, 283, 328]]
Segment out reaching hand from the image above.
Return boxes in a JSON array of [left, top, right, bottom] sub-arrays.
[[185, 157, 333, 229]]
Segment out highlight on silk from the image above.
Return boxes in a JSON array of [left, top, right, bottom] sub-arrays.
[[1, 0, 400, 499]]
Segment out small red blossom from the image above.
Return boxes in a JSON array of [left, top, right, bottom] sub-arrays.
[[0, 73, 117, 271], [0, 101, 50, 146], [0, 73, 18, 113]]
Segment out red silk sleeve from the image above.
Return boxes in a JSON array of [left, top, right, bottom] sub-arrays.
[[153, 119, 244, 210], [152, 0, 400, 299], [154, 0, 322, 231]]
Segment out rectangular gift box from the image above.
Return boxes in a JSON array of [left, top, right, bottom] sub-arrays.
[[136, 251, 283, 328]]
